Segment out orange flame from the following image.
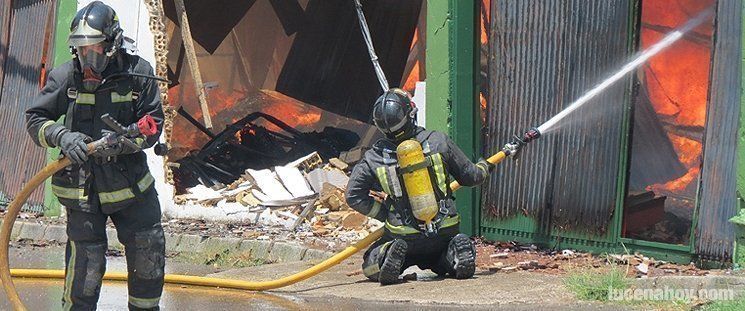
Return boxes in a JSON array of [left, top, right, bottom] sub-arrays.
[[401, 28, 423, 94], [647, 166, 700, 194], [402, 61, 420, 93], [260, 99, 322, 132], [640, 0, 714, 195], [480, 0, 491, 45]]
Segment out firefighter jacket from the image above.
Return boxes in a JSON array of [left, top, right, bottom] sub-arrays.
[[25, 52, 164, 214], [345, 126, 489, 238]]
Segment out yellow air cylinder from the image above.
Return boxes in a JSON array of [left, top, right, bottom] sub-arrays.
[[396, 140, 439, 229]]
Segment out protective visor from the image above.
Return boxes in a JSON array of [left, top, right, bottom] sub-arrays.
[[77, 43, 110, 74]]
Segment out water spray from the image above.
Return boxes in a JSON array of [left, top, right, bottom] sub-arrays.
[[497, 7, 714, 157]]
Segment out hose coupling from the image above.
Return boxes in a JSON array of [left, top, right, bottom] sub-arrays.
[[502, 128, 541, 157]]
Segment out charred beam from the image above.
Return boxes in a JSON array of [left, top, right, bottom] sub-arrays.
[[174, 0, 213, 129], [177, 106, 216, 139]]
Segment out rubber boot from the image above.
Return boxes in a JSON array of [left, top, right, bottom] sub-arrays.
[[440, 234, 476, 279], [378, 239, 408, 285]]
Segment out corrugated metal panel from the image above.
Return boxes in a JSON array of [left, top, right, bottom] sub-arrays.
[[695, 0, 741, 261], [0, 0, 56, 210], [484, 1, 632, 234], [0, 0, 12, 100]]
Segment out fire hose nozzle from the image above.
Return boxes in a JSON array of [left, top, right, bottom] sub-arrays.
[[502, 128, 541, 157], [90, 114, 159, 154]]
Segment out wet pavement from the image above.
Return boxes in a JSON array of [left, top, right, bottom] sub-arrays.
[[1, 245, 628, 310], [0, 246, 499, 310], [6, 279, 507, 310]]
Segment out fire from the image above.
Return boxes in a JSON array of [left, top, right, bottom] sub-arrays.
[[402, 61, 420, 92], [167, 86, 328, 160], [260, 93, 322, 132], [480, 93, 487, 124], [480, 0, 491, 45], [167, 84, 248, 159], [668, 134, 701, 167], [401, 28, 422, 94], [479, 0, 491, 123], [640, 0, 713, 196], [647, 167, 700, 194]]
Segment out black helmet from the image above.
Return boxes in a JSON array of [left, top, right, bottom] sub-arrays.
[[68, 1, 123, 85], [69, 1, 122, 48], [372, 88, 418, 141]]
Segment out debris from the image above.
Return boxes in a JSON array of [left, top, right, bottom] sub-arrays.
[[487, 262, 505, 272], [237, 191, 261, 207], [291, 199, 319, 231], [174, 194, 188, 205], [341, 212, 367, 229], [501, 266, 518, 272], [518, 260, 541, 270], [346, 269, 363, 277], [319, 183, 349, 211], [187, 185, 223, 202], [170, 150, 381, 245], [275, 165, 315, 198], [288, 152, 323, 172], [636, 262, 649, 275], [252, 189, 270, 202], [247, 169, 294, 201], [329, 158, 349, 171], [338, 147, 368, 166], [402, 273, 417, 281], [562, 250, 575, 257], [490, 252, 509, 259], [277, 211, 299, 221], [305, 168, 349, 192]]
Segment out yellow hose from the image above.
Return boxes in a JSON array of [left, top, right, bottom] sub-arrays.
[[1, 148, 508, 311]]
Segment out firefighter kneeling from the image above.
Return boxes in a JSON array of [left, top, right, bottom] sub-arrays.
[[346, 89, 494, 285]]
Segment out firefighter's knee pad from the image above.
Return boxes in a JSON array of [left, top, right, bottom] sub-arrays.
[[65, 241, 107, 299], [131, 226, 166, 280]]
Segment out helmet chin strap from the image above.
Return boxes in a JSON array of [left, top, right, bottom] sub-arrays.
[[390, 121, 415, 143]]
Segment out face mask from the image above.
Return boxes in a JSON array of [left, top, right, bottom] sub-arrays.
[[76, 43, 110, 91]]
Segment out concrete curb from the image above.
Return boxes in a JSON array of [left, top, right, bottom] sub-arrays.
[[4, 220, 334, 264]]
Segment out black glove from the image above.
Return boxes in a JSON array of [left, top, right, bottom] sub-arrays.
[[477, 158, 495, 173], [57, 131, 90, 165]]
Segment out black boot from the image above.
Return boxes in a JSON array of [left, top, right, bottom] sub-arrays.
[[440, 234, 476, 279], [378, 239, 408, 285]]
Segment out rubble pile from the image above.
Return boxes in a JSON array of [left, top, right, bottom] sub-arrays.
[[170, 152, 382, 242], [475, 239, 711, 277]]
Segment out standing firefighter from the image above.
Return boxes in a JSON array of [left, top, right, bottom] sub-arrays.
[[346, 88, 494, 285], [25, 2, 165, 310]]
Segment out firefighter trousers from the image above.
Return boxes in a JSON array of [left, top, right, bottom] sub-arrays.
[[62, 188, 165, 311], [362, 226, 461, 280]]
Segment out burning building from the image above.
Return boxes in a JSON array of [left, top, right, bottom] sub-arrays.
[[158, 0, 426, 193], [480, 0, 741, 264]]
